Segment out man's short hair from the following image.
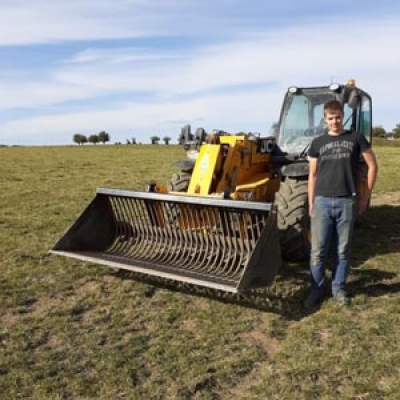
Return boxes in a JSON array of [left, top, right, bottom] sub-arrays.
[[324, 100, 343, 115]]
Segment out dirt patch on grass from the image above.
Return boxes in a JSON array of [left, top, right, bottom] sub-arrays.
[[0, 312, 20, 328], [372, 191, 400, 206], [30, 296, 54, 317], [77, 280, 99, 295], [180, 319, 197, 334], [227, 331, 281, 399], [241, 330, 281, 357]]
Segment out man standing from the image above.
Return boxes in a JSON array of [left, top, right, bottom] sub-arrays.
[[304, 100, 378, 308]]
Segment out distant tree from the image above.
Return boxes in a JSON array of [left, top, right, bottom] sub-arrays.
[[98, 131, 110, 144], [150, 136, 160, 144], [392, 124, 400, 139], [163, 136, 171, 145], [372, 126, 386, 138], [126, 139, 131, 145], [131, 137, 137, 144], [88, 134, 100, 145], [269, 122, 279, 136], [73, 133, 88, 145], [73, 133, 80, 144]]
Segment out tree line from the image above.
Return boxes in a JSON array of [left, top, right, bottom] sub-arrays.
[[72, 132, 172, 145], [372, 124, 400, 139], [72, 124, 400, 146], [73, 131, 110, 145]]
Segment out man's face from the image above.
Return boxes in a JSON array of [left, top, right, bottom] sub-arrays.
[[324, 110, 344, 134]]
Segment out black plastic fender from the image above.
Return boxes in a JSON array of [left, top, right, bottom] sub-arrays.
[[172, 159, 195, 172], [280, 162, 309, 178]]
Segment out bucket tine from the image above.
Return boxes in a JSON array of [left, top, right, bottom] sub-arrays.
[[50, 188, 281, 293]]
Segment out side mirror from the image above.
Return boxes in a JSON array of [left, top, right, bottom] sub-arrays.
[[195, 127, 206, 144], [347, 89, 360, 109]]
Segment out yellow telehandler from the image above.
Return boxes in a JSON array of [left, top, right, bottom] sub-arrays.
[[50, 80, 372, 293]]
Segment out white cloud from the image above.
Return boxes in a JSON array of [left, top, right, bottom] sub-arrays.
[[1, 0, 387, 46], [0, 0, 176, 45], [44, 17, 400, 93]]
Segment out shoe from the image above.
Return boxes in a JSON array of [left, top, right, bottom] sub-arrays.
[[333, 290, 350, 306], [304, 290, 324, 309]]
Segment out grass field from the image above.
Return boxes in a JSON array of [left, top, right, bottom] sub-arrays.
[[1, 143, 399, 399]]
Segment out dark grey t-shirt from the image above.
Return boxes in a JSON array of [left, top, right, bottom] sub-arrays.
[[308, 130, 371, 197]]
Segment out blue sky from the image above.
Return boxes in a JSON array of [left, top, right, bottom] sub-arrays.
[[0, 0, 399, 145]]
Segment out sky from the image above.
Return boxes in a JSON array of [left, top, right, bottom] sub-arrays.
[[0, 0, 399, 146]]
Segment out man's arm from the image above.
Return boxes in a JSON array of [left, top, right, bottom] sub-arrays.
[[308, 157, 318, 216], [359, 148, 378, 214]]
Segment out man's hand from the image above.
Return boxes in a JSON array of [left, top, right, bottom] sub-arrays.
[[358, 192, 370, 214]]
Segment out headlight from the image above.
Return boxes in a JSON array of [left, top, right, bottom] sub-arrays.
[[288, 86, 300, 94], [329, 83, 341, 92]]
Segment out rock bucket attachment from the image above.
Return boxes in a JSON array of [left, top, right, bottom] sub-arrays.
[[50, 188, 281, 293]]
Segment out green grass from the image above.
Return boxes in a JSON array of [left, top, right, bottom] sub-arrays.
[[1, 143, 400, 399]]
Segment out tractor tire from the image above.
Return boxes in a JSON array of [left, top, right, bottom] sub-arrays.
[[167, 171, 191, 192], [166, 171, 191, 225], [276, 177, 310, 262]]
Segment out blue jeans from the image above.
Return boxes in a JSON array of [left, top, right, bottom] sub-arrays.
[[310, 196, 357, 295]]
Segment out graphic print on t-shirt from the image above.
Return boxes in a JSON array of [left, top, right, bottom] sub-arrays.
[[319, 140, 354, 161]]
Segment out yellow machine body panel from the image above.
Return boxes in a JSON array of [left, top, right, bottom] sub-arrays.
[[233, 174, 280, 202], [186, 135, 278, 201], [188, 144, 222, 195], [215, 135, 278, 202]]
